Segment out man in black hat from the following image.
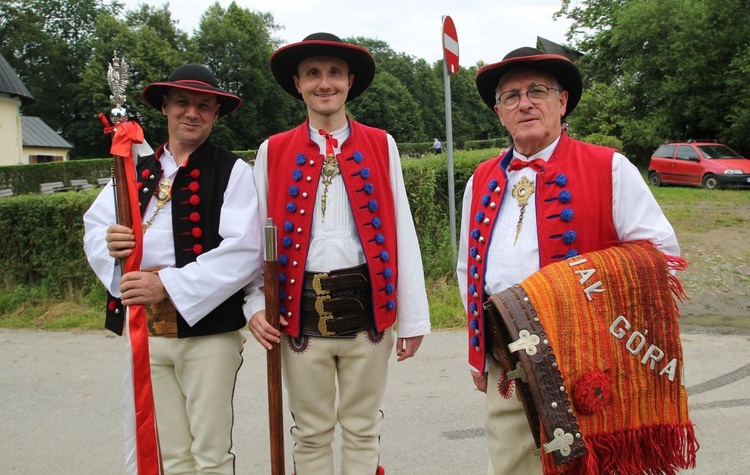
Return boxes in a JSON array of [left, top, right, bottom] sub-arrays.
[[243, 33, 430, 474], [456, 47, 679, 473], [83, 64, 264, 474]]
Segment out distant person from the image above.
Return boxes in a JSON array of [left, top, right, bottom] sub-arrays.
[[456, 47, 679, 474], [83, 64, 264, 474], [244, 32, 431, 474], [432, 137, 443, 154]]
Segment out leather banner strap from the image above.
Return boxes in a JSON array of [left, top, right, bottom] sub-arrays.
[[485, 285, 587, 466]]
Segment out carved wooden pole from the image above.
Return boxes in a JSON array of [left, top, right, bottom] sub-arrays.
[[264, 218, 285, 474]]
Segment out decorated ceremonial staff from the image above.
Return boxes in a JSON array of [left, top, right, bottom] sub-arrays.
[[97, 53, 163, 475], [263, 218, 285, 474]]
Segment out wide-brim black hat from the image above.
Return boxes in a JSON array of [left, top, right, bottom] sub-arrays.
[[475, 47, 582, 116], [142, 64, 242, 118], [270, 32, 376, 102]]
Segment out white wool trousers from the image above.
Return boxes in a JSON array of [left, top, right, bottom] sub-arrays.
[[282, 328, 394, 475], [485, 358, 543, 475], [149, 330, 244, 475]]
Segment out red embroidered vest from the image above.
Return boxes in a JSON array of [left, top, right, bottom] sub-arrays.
[[267, 119, 399, 337], [466, 133, 618, 372]]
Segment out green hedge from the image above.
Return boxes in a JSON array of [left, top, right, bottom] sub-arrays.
[[0, 150, 496, 297], [398, 142, 434, 158], [0, 159, 114, 195], [0, 151, 258, 196], [0, 190, 101, 295], [464, 138, 510, 151]]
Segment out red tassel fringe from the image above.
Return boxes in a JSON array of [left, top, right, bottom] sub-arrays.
[[550, 424, 699, 475]]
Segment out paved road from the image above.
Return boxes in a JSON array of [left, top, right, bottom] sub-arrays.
[[1, 326, 749, 474]]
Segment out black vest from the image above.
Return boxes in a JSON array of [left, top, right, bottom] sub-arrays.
[[105, 139, 246, 337]]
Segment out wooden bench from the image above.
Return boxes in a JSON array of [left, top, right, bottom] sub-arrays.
[[70, 179, 93, 191], [0, 188, 13, 198], [40, 181, 67, 194], [96, 177, 111, 187]]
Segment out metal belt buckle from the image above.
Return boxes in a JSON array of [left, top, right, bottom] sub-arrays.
[[312, 273, 330, 295], [315, 294, 336, 336], [317, 314, 335, 336]]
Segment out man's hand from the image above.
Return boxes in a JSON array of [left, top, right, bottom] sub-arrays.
[[106, 224, 135, 258], [471, 370, 488, 393], [248, 310, 288, 350], [396, 335, 424, 362], [120, 271, 167, 306]]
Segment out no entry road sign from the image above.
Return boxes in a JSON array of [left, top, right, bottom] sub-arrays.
[[442, 16, 459, 74]]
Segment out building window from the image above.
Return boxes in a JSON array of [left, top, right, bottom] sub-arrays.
[[30, 155, 58, 163]]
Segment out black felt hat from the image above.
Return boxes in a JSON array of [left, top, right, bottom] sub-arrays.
[[142, 64, 242, 117], [270, 32, 376, 102], [475, 47, 582, 116]]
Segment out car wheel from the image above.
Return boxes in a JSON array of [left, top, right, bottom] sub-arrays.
[[702, 175, 719, 189], [648, 172, 662, 187]]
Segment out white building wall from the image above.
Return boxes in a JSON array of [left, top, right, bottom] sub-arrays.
[[0, 94, 23, 166]]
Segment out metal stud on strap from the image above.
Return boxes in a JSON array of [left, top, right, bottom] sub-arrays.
[[508, 329, 540, 355], [542, 428, 574, 456]]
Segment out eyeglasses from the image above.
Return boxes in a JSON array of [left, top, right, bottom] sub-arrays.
[[496, 84, 560, 110]]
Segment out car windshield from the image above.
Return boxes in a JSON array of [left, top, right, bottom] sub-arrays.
[[697, 145, 743, 159]]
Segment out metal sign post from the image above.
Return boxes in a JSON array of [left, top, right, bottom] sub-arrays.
[[442, 15, 459, 262]]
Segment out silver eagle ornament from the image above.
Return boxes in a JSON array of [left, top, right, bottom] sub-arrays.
[[106, 52, 129, 124]]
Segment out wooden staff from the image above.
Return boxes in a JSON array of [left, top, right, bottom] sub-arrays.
[[111, 156, 132, 258], [263, 218, 285, 474], [103, 52, 134, 264]]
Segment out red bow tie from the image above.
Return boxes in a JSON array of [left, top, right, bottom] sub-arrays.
[[319, 129, 339, 157], [507, 158, 545, 172]]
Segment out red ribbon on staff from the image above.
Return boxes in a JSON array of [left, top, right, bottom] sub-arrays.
[[102, 116, 162, 474]]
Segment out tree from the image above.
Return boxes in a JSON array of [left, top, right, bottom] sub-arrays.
[[445, 63, 506, 145], [70, 5, 198, 157], [194, 2, 303, 150], [557, 0, 750, 160], [348, 71, 424, 143], [0, 0, 120, 150]]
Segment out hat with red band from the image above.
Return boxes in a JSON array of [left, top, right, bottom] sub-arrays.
[[270, 32, 376, 102], [475, 47, 582, 116], [142, 64, 242, 117]]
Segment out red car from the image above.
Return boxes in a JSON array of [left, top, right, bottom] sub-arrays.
[[648, 141, 750, 189]]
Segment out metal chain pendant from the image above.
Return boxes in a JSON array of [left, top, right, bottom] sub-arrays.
[[320, 154, 340, 222], [142, 177, 172, 233], [511, 176, 535, 245]]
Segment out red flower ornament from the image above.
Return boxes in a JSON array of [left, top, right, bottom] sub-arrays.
[[572, 370, 612, 414]]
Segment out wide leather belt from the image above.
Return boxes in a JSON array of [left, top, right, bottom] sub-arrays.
[[145, 298, 178, 338], [300, 264, 374, 337], [141, 267, 178, 338], [484, 285, 586, 466], [302, 264, 371, 293]]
